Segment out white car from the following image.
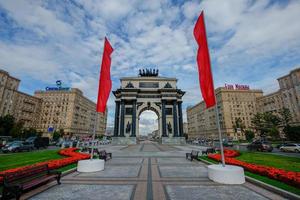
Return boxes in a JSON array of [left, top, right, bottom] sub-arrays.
[[192, 140, 199, 145], [280, 144, 300, 153]]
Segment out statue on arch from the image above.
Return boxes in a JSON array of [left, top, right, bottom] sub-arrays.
[[126, 121, 131, 133], [167, 122, 172, 134]]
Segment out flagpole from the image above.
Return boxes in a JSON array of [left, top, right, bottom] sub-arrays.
[[214, 102, 226, 167], [201, 11, 226, 167], [208, 73, 226, 167], [90, 110, 99, 160]]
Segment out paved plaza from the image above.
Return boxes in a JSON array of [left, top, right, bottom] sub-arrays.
[[25, 142, 286, 200]]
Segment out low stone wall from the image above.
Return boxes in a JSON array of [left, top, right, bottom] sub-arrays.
[[112, 137, 137, 145], [162, 137, 186, 145]]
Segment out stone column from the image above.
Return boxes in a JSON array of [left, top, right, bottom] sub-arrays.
[[162, 100, 167, 137], [131, 100, 136, 137], [173, 100, 178, 137], [113, 101, 120, 137], [119, 100, 125, 137], [178, 101, 184, 137]]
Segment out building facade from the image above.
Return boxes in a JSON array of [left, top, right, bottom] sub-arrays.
[[187, 87, 263, 140], [0, 70, 20, 116], [0, 70, 41, 128], [12, 91, 41, 128], [277, 68, 300, 125], [256, 91, 284, 114], [34, 88, 107, 137]]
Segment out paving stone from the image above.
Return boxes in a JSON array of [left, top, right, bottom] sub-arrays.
[[159, 166, 208, 178], [25, 142, 285, 200], [165, 185, 269, 200], [30, 184, 134, 200], [76, 165, 141, 178], [157, 157, 193, 164], [107, 158, 143, 164], [141, 144, 161, 152]]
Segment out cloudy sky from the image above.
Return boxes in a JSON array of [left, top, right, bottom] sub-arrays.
[[1, 0, 300, 134]]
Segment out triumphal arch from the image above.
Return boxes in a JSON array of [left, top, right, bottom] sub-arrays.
[[112, 68, 185, 145]]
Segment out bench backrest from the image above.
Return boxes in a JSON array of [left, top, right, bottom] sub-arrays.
[[191, 150, 199, 156], [206, 148, 215, 153], [99, 150, 107, 156], [3, 164, 48, 184]]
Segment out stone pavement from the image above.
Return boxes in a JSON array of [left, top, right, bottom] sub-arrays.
[[26, 142, 286, 200]]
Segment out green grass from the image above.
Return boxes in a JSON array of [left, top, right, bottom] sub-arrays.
[[199, 156, 300, 195], [0, 149, 65, 171], [56, 163, 77, 172], [236, 151, 300, 172]]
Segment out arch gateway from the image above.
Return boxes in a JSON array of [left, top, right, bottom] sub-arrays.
[[112, 69, 186, 145]]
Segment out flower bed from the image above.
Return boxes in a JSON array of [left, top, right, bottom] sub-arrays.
[[208, 149, 300, 188], [0, 148, 90, 183]]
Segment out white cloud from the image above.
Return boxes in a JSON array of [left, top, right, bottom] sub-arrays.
[[0, 0, 75, 37], [182, 0, 200, 20], [0, 0, 300, 131], [139, 111, 158, 135]]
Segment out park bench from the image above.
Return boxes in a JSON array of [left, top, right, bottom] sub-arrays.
[[98, 150, 112, 161], [1, 164, 61, 200], [201, 147, 215, 155], [186, 150, 199, 161]]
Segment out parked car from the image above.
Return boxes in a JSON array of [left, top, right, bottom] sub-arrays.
[[2, 141, 34, 153], [61, 140, 73, 148], [192, 140, 199, 145], [276, 143, 288, 149], [247, 141, 273, 152], [26, 137, 49, 149], [2, 140, 23, 150], [280, 144, 300, 153], [0, 136, 12, 149], [100, 139, 110, 145], [223, 140, 234, 147]]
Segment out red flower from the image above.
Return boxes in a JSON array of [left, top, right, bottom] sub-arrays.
[[0, 148, 90, 183]]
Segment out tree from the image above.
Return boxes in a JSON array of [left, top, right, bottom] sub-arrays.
[[52, 129, 64, 141], [245, 129, 255, 142], [251, 112, 281, 140], [251, 113, 267, 137], [283, 125, 300, 141], [10, 121, 24, 139], [233, 117, 245, 133], [23, 128, 39, 139], [279, 108, 292, 127], [0, 115, 15, 136]]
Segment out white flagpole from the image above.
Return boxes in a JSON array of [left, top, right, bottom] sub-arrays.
[[214, 102, 226, 167], [208, 72, 226, 167], [90, 112, 98, 160]]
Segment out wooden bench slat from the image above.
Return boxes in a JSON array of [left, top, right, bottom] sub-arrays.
[[1, 164, 61, 200], [22, 175, 57, 190]]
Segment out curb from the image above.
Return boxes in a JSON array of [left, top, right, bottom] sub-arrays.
[[61, 167, 77, 176], [198, 158, 300, 200]]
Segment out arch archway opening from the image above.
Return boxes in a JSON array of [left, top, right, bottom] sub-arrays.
[[138, 110, 159, 141]]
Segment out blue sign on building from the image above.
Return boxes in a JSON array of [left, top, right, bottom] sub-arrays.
[[45, 80, 70, 91], [48, 126, 54, 132]]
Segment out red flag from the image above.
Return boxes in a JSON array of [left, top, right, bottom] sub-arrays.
[[96, 37, 114, 113], [193, 11, 216, 108]]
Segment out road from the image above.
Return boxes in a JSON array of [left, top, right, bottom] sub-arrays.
[[0, 145, 60, 155], [190, 142, 300, 158]]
